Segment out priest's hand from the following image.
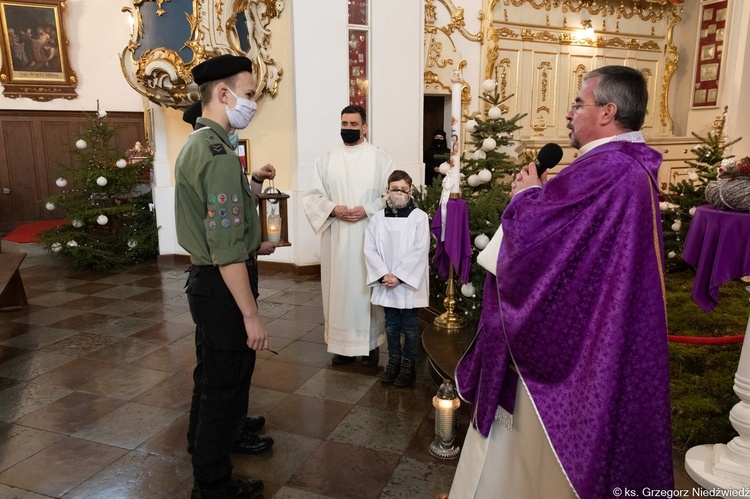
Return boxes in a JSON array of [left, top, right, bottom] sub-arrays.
[[346, 206, 366, 222], [510, 161, 546, 197], [333, 205, 366, 223]]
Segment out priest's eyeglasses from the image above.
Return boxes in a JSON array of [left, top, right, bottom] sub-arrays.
[[387, 188, 410, 194], [570, 102, 605, 112]]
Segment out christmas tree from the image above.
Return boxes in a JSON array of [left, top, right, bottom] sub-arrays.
[[415, 79, 525, 321], [661, 107, 741, 267], [40, 107, 158, 270]]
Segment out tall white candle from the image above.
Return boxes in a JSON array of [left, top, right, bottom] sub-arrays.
[[450, 71, 463, 194]]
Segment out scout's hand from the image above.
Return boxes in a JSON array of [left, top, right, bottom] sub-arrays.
[[244, 314, 269, 351], [257, 241, 281, 255], [253, 164, 276, 182]]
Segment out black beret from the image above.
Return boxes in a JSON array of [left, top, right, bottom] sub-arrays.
[[191, 54, 253, 85], [182, 101, 202, 127]]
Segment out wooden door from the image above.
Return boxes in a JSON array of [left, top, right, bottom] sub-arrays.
[[0, 111, 145, 233]]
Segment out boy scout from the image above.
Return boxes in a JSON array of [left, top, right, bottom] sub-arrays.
[[175, 54, 272, 499]]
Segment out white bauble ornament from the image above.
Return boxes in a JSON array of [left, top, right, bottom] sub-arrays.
[[481, 137, 497, 151], [55, 178, 67, 188], [45, 202, 55, 211], [474, 233, 490, 250], [472, 149, 487, 161], [72, 219, 84, 228], [671, 220, 682, 232], [465, 120, 478, 133], [96, 176, 108, 186], [487, 106, 502, 120], [97, 215, 108, 225], [481, 79, 496, 93], [461, 283, 475, 298], [75, 139, 87, 150], [667, 251, 676, 259], [477, 169, 492, 183], [116, 158, 127, 168], [67, 240, 78, 247], [689, 207, 697, 216], [467, 175, 480, 187], [97, 109, 107, 119], [51, 242, 62, 253], [688, 172, 699, 181], [127, 240, 138, 249], [438, 162, 451, 175], [659, 201, 669, 212]]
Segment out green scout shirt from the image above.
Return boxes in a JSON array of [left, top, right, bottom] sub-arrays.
[[175, 117, 260, 266]]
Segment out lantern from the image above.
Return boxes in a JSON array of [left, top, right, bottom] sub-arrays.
[[257, 182, 291, 247], [429, 379, 461, 459]]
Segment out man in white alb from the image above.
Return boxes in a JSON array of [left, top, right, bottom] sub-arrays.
[[303, 105, 395, 366]]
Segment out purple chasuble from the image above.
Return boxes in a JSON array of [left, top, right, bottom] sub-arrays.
[[455, 141, 673, 498]]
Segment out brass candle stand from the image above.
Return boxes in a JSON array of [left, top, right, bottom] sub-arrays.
[[432, 192, 466, 329], [433, 263, 467, 330]]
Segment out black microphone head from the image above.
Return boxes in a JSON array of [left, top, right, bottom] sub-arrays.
[[535, 143, 564, 174]]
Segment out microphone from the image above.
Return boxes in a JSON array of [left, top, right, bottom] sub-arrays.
[[534, 143, 564, 177]]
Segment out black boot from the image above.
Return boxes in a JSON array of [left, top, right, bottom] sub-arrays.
[[394, 357, 416, 387], [381, 355, 401, 384]]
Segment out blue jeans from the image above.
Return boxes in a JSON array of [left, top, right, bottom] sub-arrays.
[[384, 307, 419, 361]]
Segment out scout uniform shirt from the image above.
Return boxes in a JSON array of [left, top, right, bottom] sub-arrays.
[[175, 117, 260, 266]]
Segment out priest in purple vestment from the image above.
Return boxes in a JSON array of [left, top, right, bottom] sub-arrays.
[[450, 66, 673, 499]]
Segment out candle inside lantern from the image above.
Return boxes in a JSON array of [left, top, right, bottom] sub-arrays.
[[267, 207, 281, 242]]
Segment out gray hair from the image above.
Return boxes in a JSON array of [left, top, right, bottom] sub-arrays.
[[584, 66, 648, 132]]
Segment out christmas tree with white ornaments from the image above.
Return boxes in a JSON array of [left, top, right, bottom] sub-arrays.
[[414, 78, 525, 321], [40, 106, 158, 270], [660, 107, 741, 268]]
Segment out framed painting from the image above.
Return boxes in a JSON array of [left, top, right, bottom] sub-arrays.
[[237, 139, 250, 174], [0, 0, 77, 101]]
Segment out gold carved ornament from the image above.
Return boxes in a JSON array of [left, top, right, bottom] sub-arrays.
[[121, 0, 284, 109]]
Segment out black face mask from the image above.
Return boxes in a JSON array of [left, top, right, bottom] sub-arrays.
[[341, 129, 361, 144], [432, 138, 445, 149]]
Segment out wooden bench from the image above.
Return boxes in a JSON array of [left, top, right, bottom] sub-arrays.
[[0, 253, 28, 312]]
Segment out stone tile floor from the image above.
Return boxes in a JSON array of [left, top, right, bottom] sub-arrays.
[[0, 254, 704, 498], [0, 255, 459, 498]]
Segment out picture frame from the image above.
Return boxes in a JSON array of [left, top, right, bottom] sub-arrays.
[[237, 139, 250, 174], [690, 0, 728, 108], [0, 0, 78, 101]]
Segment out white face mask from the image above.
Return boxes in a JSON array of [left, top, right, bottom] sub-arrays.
[[388, 189, 410, 208], [225, 88, 257, 130]]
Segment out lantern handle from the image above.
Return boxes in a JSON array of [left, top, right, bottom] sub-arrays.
[[263, 179, 281, 203]]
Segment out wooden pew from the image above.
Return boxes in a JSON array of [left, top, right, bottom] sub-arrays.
[[0, 253, 28, 312]]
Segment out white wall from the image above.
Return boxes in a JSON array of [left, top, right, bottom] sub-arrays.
[[288, 0, 425, 268], [0, 0, 142, 112]]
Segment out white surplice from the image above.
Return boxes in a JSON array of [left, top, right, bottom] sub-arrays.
[[302, 140, 395, 356], [449, 380, 578, 499], [364, 208, 430, 309]]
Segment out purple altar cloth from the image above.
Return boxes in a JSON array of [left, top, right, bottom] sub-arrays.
[[683, 206, 750, 313], [430, 198, 472, 284], [455, 141, 673, 498]]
